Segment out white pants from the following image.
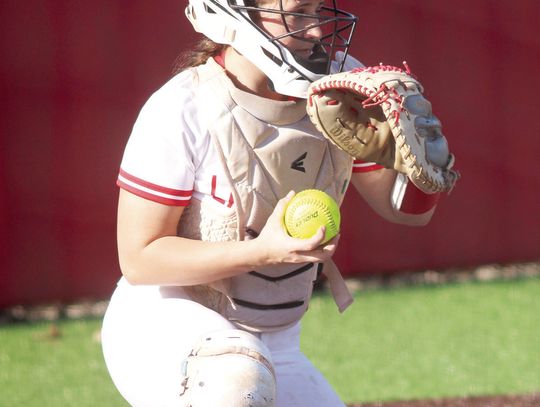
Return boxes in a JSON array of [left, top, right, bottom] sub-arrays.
[[101, 278, 344, 407]]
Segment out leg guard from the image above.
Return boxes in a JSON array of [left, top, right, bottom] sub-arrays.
[[179, 329, 276, 406]]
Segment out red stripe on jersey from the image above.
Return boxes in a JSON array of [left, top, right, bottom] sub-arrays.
[[352, 160, 384, 173], [119, 169, 192, 197], [117, 179, 190, 207], [211, 175, 234, 207]]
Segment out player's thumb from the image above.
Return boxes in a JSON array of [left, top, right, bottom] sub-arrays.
[[273, 191, 295, 216]]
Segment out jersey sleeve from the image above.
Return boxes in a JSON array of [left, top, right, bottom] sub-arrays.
[[117, 74, 198, 206], [352, 159, 384, 173]]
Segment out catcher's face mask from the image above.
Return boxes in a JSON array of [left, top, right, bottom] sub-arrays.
[[185, 0, 358, 98]]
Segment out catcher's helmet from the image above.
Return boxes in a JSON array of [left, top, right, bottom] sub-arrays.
[[185, 0, 357, 98]]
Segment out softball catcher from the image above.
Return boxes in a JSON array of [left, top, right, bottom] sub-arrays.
[[101, 1, 458, 406]]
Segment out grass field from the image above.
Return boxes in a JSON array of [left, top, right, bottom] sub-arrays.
[[1, 276, 539, 406], [302, 277, 540, 403]]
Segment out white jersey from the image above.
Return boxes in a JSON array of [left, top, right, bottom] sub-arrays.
[[117, 59, 380, 212], [117, 66, 233, 210]]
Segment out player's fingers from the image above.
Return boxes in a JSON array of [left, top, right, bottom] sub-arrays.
[[325, 233, 340, 246], [294, 225, 326, 251], [294, 231, 339, 262], [321, 234, 340, 253]]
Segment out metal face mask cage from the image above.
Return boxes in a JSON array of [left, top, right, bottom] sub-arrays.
[[230, 0, 358, 77]]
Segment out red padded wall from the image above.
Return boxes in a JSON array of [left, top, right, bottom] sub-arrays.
[[336, 0, 540, 274], [1, 1, 539, 307]]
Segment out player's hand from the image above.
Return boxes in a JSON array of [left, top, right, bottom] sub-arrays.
[[254, 191, 340, 266]]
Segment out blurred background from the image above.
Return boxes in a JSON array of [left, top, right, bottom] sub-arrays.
[[1, 0, 539, 309]]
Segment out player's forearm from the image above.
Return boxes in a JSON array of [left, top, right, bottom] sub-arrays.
[[117, 190, 337, 286], [351, 169, 436, 226], [120, 236, 265, 286], [352, 168, 400, 221]]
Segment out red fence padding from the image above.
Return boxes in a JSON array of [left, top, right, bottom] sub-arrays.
[[1, 1, 539, 307]]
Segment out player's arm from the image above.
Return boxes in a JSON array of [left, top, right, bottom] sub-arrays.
[[351, 169, 437, 226], [117, 189, 337, 286]]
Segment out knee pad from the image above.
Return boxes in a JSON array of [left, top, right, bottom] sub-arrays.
[[179, 329, 276, 406]]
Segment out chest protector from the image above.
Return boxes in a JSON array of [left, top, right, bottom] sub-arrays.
[[177, 58, 353, 332]]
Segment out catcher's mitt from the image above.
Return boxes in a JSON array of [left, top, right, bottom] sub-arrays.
[[307, 63, 459, 193]]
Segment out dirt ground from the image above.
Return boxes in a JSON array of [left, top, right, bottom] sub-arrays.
[[349, 392, 540, 406]]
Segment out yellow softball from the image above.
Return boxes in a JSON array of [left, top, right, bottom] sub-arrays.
[[284, 189, 340, 244]]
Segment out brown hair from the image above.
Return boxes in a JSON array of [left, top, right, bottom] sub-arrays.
[[172, 37, 227, 74], [172, 0, 271, 74]]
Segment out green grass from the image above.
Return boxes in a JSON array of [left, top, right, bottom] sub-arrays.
[[0, 319, 126, 406], [0, 277, 538, 406], [301, 277, 540, 403]]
